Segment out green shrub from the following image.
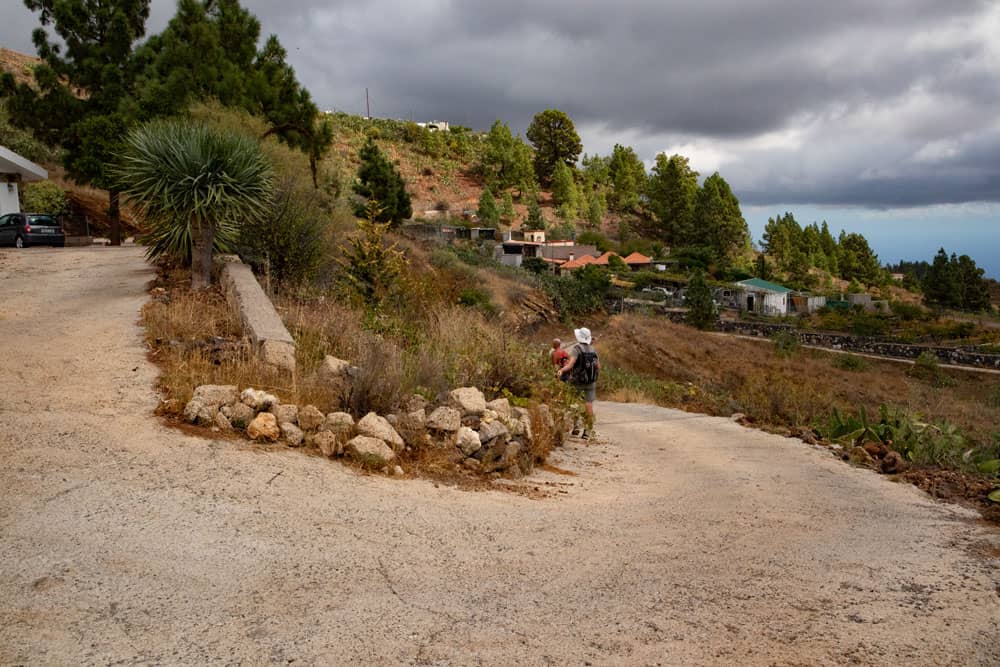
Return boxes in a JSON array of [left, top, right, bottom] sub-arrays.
[[832, 353, 868, 371], [20, 181, 68, 215], [458, 286, 498, 317], [850, 313, 889, 336], [521, 257, 548, 274], [237, 179, 328, 287], [907, 351, 956, 387], [890, 301, 929, 321], [771, 330, 800, 357]]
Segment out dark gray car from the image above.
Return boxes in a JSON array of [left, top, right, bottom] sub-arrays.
[[0, 212, 65, 248]]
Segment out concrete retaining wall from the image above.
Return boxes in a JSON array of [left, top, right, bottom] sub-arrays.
[[219, 259, 296, 373]]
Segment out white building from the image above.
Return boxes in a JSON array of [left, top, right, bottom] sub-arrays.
[[0, 145, 48, 215], [735, 278, 793, 316]]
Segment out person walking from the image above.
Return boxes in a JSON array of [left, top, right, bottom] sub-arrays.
[[550, 338, 569, 372], [557, 327, 600, 439]]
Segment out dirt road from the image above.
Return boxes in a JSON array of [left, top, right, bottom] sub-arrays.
[[1, 247, 998, 666]]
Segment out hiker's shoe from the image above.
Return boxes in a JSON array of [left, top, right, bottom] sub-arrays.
[[581, 429, 590, 440]]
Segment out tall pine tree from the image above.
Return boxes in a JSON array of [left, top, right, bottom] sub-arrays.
[[353, 137, 411, 226], [4, 0, 152, 245]]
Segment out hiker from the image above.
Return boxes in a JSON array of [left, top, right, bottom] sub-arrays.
[[557, 327, 600, 439], [550, 338, 569, 371]]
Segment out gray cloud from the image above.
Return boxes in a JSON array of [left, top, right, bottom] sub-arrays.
[[3, 0, 999, 208]]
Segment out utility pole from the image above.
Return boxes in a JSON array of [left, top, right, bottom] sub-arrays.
[[366, 88, 370, 120]]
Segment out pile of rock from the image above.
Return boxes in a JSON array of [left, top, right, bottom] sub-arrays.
[[180, 383, 550, 477]]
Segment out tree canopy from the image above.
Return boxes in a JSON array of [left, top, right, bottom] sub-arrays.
[[4, 0, 153, 245], [923, 248, 991, 311], [646, 153, 699, 246], [353, 137, 412, 227], [525, 109, 582, 185]]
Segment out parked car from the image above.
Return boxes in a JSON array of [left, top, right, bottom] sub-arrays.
[[0, 212, 65, 248], [641, 286, 674, 297]]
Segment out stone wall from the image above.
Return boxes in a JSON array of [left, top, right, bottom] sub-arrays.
[[713, 320, 1000, 370]]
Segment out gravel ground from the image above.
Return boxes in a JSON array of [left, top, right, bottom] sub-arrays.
[[1, 246, 998, 666]]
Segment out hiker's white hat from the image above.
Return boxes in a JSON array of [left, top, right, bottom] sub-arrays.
[[574, 327, 592, 344]]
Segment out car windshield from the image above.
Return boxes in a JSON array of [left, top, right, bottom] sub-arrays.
[[27, 215, 58, 226]]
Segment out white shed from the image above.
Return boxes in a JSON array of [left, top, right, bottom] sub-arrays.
[[0, 145, 48, 215], [735, 278, 793, 316]]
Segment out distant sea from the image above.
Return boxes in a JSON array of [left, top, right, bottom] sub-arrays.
[[743, 204, 1000, 280]]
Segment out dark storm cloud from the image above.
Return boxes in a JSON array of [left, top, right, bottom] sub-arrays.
[[3, 0, 998, 208]]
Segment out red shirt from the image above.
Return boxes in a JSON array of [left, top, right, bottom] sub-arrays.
[[551, 348, 569, 368]]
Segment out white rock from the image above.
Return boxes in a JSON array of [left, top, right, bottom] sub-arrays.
[[192, 384, 238, 408], [478, 420, 510, 445], [270, 403, 298, 425], [322, 412, 355, 438], [183, 398, 216, 426], [246, 412, 280, 441], [313, 430, 339, 457], [213, 411, 232, 431], [426, 406, 461, 432], [281, 422, 304, 447], [298, 405, 325, 431], [227, 402, 255, 430], [486, 398, 511, 418], [241, 388, 278, 411], [455, 426, 482, 456], [449, 387, 487, 416], [317, 355, 357, 382], [481, 408, 499, 423], [407, 408, 426, 426], [345, 435, 395, 465], [356, 413, 405, 452], [393, 465, 405, 477]]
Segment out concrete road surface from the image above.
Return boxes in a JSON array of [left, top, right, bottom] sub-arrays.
[[1, 247, 998, 665]]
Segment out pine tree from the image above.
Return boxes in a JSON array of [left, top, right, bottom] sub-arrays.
[[339, 201, 406, 306], [586, 192, 603, 228], [551, 161, 579, 219], [647, 153, 699, 245], [685, 270, 716, 330], [500, 191, 515, 222], [6, 0, 153, 245], [526, 108, 582, 184], [524, 197, 545, 231], [353, 137, 411, 226], [694, 172, 749, 262], [607, 144, 645, 212], [477, 189, 500, 227]]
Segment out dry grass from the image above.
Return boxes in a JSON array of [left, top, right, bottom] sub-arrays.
[[564, 314, 1000, 446]]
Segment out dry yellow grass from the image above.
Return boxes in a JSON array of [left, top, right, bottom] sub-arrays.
[[558, 314, 1000, 446]]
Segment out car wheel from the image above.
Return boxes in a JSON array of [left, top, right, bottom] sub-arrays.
[[15, 236, 24, 249]]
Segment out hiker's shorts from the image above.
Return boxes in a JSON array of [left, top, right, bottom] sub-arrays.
[[573, 382, 596, 403]]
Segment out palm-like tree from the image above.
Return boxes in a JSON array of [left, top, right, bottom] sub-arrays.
[[115, 120, 273, 288]]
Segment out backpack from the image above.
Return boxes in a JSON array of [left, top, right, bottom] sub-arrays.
[[572, 345, 599, 385]]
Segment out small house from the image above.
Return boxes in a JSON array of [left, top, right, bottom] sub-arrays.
[[0, 145, 48, 215], [735, 278, 792, 316]]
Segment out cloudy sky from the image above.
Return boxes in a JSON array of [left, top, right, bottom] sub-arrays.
[[3, 0, 999, 273]]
